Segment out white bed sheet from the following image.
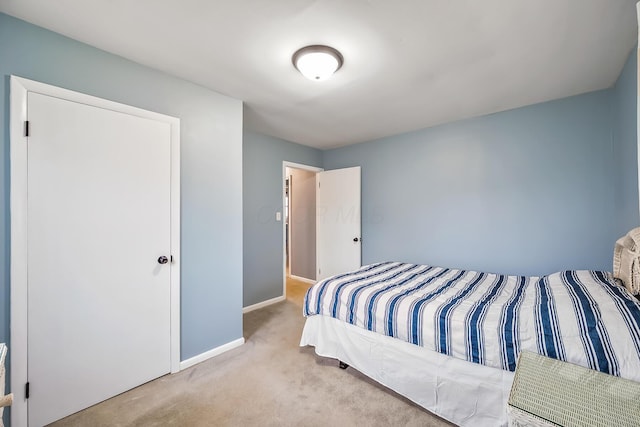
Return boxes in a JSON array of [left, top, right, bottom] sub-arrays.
[[300, 314, 514, 427]]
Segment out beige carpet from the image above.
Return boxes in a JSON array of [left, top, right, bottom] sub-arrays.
[[51, 277, 453, 426]]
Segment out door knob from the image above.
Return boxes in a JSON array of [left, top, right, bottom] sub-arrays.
[[353, 237, 359, 242], [158, 256, 169, 264]]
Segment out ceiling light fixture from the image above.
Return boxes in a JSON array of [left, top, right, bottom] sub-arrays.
[[292, 45, 344, 81]]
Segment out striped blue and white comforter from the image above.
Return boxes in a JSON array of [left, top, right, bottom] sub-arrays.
[[303, 262, 640, 380]]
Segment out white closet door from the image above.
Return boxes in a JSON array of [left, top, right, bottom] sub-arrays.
[[316, 167, 362, 280], [27, 92, 172, 426]]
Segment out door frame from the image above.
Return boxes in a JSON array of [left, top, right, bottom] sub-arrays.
[[282, 162, 323, 298], [9, 76, 181, 427]]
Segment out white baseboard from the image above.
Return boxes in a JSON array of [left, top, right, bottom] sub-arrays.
[[179, 337, 245, 370], [289, 274, 316, 285], [242, 295, 285, 313]]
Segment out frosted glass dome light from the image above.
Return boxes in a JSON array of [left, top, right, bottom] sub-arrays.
[[292, 45, 343, 81]]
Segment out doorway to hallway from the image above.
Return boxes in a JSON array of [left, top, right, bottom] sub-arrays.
[[283, 162, 322, 298]]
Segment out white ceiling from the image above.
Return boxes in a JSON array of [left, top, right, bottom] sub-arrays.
[[0, 0, 637, 149]]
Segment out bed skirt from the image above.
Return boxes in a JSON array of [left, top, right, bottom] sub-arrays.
[[300, 315, 514, 427]]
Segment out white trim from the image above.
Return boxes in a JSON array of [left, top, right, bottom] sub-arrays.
[[169, 103, 181, 375], [9, 76, 182, 426], [242, 295, 285, 313], [10, 75, 29, 427], [282, 161, 323, 301], [283, 161, 324, 172], [288, 274, 317, 285], [179, 338, 245, 370]]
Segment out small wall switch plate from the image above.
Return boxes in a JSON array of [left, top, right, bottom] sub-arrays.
[[276, 212, 282, 221]]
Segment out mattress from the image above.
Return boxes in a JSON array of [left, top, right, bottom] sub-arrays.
[[303, 262, 640, 380]]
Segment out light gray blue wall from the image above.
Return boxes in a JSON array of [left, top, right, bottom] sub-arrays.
[[612, 47, 639, 237], [0, 13, 244, 370], [323, 90, 618, 276], [243, 130, 322, 307]]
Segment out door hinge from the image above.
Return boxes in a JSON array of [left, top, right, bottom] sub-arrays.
[[318, 181, 320, 189], [25, 382, 30, 399], [24, 121, 30, 137]]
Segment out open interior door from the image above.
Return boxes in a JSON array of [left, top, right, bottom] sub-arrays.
[[316, 167, 361, 280]]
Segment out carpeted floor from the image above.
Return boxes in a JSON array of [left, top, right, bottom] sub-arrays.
[[52, 277, 453, 426]]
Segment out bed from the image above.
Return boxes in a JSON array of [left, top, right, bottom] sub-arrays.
[[299, 261, 640, 426]]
